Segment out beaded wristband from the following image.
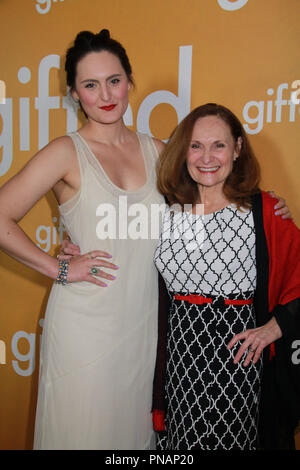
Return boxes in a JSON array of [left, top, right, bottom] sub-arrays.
[[55, 260, 69, 285]]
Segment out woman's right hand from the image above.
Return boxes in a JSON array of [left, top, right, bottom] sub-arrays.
[[65, 250, 118, 287]]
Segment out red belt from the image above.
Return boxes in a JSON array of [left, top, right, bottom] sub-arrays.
[[174, 294, 212, 305], [225, 299, 253, 305], [174, 294, 253, 305]]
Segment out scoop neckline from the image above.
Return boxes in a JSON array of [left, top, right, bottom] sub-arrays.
[[75, 131, 150, 195], [168, 203, 237, 218]]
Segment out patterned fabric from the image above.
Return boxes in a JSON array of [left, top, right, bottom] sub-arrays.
[[154, 205, 262, 450], [155, 205, 256, 296]]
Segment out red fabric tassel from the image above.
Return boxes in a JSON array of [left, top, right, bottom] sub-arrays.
[[269, 342, 276, 360], [152, 409, 166, 432]]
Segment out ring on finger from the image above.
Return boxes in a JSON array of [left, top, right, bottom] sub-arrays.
[[87, 252, 94, 259], [89, 266, 99, 275], [249, 347, 255, 353]]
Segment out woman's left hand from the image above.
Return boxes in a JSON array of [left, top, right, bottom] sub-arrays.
[[268, 191, 292, 219], [227, 316, 282, 367]]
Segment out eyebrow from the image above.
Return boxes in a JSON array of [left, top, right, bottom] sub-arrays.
[[191, 139, 226, 143], [80, 74, 122, 84]]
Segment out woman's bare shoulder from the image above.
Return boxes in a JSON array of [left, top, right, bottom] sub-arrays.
[[36, 134, 77, 167], [46, 134, 76, 153]]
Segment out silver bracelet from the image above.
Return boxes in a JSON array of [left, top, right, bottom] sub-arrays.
[[55, 260, 69, 285]]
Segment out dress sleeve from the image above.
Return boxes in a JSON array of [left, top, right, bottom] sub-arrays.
[[272, 298, 300, 337], [152, 273, 170, 430]]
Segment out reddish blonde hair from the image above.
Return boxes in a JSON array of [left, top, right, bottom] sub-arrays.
[[157, 103, 261, 209]]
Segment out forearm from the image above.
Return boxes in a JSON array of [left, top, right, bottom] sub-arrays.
[[0, 215, 59, 279], [264, 316, 282, 341]]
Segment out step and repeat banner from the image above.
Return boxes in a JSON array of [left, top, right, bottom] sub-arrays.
[[0, 0, 299, 449]]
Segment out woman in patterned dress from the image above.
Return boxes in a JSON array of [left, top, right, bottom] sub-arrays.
[[152, 103, 300, 450]]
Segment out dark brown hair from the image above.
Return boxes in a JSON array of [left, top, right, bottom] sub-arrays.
[[65, 29, 134, 90], [157, 103, 261, 209]]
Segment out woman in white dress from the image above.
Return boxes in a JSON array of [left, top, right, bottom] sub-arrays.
[[0, 32, 289, 450], [0, 29, 164, 450]]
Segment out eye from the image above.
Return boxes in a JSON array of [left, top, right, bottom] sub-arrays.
[[191, 142, 200, 149], [215, 142, 225, 148], [110, 78, 120, 85], [85, 82, 95, 89]]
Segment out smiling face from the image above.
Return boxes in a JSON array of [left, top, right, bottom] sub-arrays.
[[186, 115, 242, 193], [71, 50, 131, 124]]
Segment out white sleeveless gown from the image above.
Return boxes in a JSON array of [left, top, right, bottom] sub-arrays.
[[34, 132, 164, 450]]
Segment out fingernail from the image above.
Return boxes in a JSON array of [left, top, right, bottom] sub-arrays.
[[114, 265, 119, 269], [110, 275, 116, 280]]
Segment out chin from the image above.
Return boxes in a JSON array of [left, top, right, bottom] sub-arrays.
[[93, 114, 123, 125]]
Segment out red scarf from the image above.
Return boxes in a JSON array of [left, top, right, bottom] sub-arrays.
[[262, 191, 300, 311]]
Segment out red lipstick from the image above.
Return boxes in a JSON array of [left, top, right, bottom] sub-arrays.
[[100, 104, 117, 111]]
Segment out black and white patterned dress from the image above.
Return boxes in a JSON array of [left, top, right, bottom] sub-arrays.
[[154, 204, 263, 450]]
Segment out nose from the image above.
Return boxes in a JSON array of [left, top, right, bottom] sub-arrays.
[[99, 84, 111, 102], [201, 147, 213, 164]]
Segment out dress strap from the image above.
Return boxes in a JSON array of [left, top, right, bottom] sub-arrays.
[[136, 133, 159, 185], [67, 132, 89, 180]]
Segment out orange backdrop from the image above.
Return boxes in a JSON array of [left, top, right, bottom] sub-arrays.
[[0, 0, 299, 450]]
